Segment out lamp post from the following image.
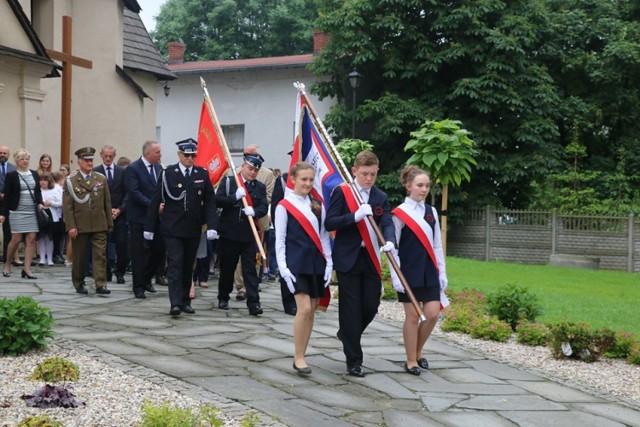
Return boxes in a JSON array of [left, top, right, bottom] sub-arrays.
[[348, 69, 363, 138]]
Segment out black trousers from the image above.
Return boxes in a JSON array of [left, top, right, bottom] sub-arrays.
[[217, 238, 260, 308], [337, 248, 382, 369], [130, 222, 165, 294], [2, 213, 10, 261], [108, 216, 129, 277], [164, 234, 199, 308]]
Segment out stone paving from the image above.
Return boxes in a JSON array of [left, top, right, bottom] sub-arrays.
[[2, 266, 640, 426]]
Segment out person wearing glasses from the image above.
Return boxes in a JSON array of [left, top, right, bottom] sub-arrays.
[[144, 139, 219, 316]]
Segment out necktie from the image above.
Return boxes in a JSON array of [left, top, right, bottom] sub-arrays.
[[106, 166, 113, 186], [185, 168, 190, 178], [85, 174, 91, 183], [149, 165, 156, 183], [1, 162, 5, 178]]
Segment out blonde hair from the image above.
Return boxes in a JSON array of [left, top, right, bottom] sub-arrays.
[[13, 148, 30, 161]]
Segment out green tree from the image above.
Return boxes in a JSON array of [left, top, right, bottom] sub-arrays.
[[405, 119, 478, 254], [153, 0, 316, 61]]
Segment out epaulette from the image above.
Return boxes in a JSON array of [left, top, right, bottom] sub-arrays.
[[68, 171, 79, 178], [93, 171, 106, 178]]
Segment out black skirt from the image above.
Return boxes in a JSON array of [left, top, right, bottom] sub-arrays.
[[293, 273, 325, 299], [398, 286, 440, 303]]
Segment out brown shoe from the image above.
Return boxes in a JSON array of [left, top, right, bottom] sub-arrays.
[[235, 290, 246, 301]]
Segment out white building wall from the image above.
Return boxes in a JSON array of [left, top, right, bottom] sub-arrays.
[[156, 68, 335, 172]]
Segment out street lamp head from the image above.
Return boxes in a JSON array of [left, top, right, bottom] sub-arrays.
[[163, 82, 170, 97], [349, 69, 363, 89]]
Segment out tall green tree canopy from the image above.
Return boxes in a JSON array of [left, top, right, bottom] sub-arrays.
[[153, 0, 316, 60], [312, 0, 640, 210]]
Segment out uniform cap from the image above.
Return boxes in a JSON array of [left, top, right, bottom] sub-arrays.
[[75, 147, 96, 159], [244, 153, 263, 169], [176, 138, 198, 154]]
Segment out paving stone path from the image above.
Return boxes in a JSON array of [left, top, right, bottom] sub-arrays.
[[2, 267, 639, 426]]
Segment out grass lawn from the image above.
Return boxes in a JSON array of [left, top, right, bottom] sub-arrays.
[[447, 256, 640, 338]]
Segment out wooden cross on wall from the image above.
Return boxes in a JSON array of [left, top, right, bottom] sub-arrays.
[[46, 16, 92, 165]]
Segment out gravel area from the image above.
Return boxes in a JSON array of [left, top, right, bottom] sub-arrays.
[[0, 342, 242, 427], [378, 300, 640, 408]]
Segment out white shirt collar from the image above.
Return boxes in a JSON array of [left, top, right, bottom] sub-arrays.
[[404, 197, 425, 211], [142, 157, 153, 169]]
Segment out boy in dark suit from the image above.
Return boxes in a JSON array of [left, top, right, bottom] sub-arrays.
[[325, 151, 396, 377], [144, 139, 219, 315], [216, 154, 268, 316]]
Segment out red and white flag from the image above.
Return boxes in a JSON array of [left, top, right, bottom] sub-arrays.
[[195, 100, 229, 186]]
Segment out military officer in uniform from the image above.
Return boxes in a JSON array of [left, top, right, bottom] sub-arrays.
[[63, 147, 113, 295], [144, 139, 219, 316]]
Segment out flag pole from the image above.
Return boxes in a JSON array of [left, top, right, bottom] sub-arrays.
[[295, 84, 426, 322], [201, 77, 266, 261]]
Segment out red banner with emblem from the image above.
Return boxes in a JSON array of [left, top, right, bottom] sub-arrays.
[[196, 100, 229, 186]]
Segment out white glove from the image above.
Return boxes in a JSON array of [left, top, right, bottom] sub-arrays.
[[323, 266, 333, 287], [143, 231, 154, 240], [280, 268, 296, 293], [206, 229, 219, 240], [242, 206, 255, 217], [380, 241, 395, 253], [354, 204, 373, 222], [439, 272, 448, 291], [388, 252, 404, 293], [235, 187, 246, 200]]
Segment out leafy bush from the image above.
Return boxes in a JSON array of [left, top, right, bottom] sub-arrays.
[[516, 322, 550, 346], [441, 305, 477, 334], [17, 416, 63, 427], [604, 331, 637, 359], [448, 288, 487, 311], [30, 357, 79, 382], [627, 342, 640, 365], [469, 315, 512, 342], [548, 320, 604, 363], [0, 296, 54, 355], [486, 284, 543, 331], [21, 384, 84, 408], [137, 400, 223, 427]]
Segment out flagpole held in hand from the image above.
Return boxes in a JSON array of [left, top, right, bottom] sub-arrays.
[[200, 77, 266, 261], [294, 84, 426, 323]]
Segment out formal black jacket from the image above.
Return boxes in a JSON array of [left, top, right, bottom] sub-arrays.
[[94, 163, 127, 212], [145, 164, 218, 238], [1, 170, 42, 216], [216, 175, 267, 242], [325, 184, 395, 273]]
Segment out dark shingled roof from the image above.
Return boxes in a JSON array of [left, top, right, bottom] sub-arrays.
[[122, 8, 175, 80]]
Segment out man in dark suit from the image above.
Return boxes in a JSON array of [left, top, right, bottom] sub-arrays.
[[0, 146, 17, 263], [325, 151, 396, 378], [216, 154, 268, 316], [125, 140, 164, 299], [94, 145, 128, 284], [144, 139, 219, 315]]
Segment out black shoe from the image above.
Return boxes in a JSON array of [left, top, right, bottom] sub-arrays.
[[235, 291, 246, 301], [169, 305, 181, 315], [96, 286, 111, 295], [11, 261, 24, 267], [116, 276, 125, 284], [21, 270, 37, 279], [134, 292, 146, 299], [417, 357, 429, 370], [284, 307, 297, 316], [404, 363, 421, 376], [145, 284, 157, 293], [182, 305, 195, 314], [218, 300, 229, 310], [348, 365, 365, 378], [76, 285, 89, 294], [155, 275, 168, 286], [336, 330, 342, 341], [249, 305, 263, 316], [293, 362, 312, 375]]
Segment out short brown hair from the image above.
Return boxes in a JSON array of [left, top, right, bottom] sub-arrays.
[[353, 150, 379, 167], [39, 172, 55, 189]]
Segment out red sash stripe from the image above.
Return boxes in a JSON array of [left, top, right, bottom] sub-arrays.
[[279, 199, 323, 255], [392, 207, 439, 273]]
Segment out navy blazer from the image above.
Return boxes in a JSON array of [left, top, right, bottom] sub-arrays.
[[325, 184, 395, 273], [125, 158, 162, 225], [1, 170, 43, 216], [0, 161, 17, 194], [94, 163, 127, 212], [144, 164, 218, 238], [216, 175, 267, 242]]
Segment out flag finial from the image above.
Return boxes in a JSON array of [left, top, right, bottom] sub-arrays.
[[200, 76, 207, 89], [293, 81, 306, 92]]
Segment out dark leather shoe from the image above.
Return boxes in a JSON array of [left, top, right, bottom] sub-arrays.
[[134, 292, 146, 299], [145, 284, 157, 293], [155, 275, 168, 286], [96, 286, 111, 295], [284, 307, 297, 316], [169, 305, 181, 315], [404, 363, 421, 376], [293, 362, 311, 375], [218, 300, 229, 310], [348, 365, 365, 378], [235, 291, 246, 301], [249, 305, 263, 316], [417, 357, 429, 370], [182, 305, 195, 314], [76, 285, 88, 294], [116, 276, 125, 284]]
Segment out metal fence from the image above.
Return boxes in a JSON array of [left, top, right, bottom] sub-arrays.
[[447, 206, 640, 272]]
